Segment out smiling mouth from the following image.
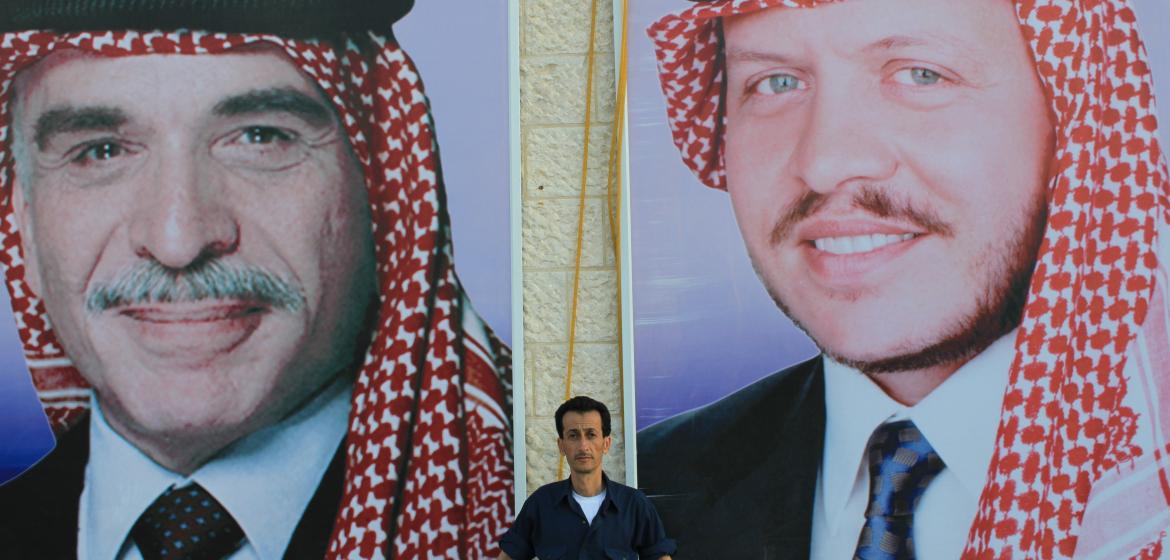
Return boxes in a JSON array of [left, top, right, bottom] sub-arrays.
[[811, 233, 918, 255], [111, 301, 271, 365], [119, 302, 268, 323]]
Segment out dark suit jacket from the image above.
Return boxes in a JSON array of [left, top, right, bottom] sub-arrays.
[[0, 415, 346, 560], [636, 357, 825, 560]]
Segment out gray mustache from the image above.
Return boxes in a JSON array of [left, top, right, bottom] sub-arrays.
[[85, 259, 306, 314]]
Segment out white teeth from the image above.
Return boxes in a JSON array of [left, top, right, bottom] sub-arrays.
[[813, 233, 915, 255]]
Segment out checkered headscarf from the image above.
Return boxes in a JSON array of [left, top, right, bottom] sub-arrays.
[[649, 1, 1170, 557], [0, 30, 513, 559]]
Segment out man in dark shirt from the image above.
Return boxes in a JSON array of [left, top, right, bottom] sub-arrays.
[[500, 396, 675, 560]]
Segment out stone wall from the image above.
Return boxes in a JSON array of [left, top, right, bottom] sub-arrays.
[[519, 0, 624, 491]]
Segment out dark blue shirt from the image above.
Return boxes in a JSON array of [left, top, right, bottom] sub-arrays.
[[499, 474, 676, 560]]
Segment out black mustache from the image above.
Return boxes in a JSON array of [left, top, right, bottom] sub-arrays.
[[85, 259, 306, 313], [769, 185, 954, 247]]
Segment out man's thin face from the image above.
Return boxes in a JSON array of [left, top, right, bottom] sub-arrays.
[[12, 50, 377, 454], [722, 0, 1054, 372], [558, 411, 611, 477]]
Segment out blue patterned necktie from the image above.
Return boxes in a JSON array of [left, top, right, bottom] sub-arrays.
[[131, 482, 246, 560], [853, 420, 945, 560]]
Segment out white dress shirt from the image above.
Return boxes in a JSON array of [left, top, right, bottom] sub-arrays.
[[811, 331, 1016, 560], [80, 376, 351, 560]]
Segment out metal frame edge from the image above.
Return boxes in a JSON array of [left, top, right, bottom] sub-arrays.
[[508, 0, 527, 510]]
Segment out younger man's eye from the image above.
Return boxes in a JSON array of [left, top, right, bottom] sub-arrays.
[[752, 73, 804, 95], [895, 67, 944, 86]]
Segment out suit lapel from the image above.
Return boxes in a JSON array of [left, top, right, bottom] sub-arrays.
[[757, 359, 825, 558], [701, 359, 824, 559], [0, 414, 89, 558], [0, 418, 347, 560], [283, 438, 346, 559]]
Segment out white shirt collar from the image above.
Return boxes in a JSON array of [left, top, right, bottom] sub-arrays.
[[82, 376, 351, 560], [819, 331, 1016, 534]]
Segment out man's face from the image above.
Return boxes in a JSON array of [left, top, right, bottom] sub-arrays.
[[557, 411, 611, 476], [722, 0, 1054, 373], [12, 49, 377, 457]]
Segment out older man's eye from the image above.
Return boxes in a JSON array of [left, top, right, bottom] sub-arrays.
[[72, 141, 127, 165], [241, 126, 295, 145], [895, 67, 945, 86], [752, 73, 804, 95], [214, 125, 307, 171]]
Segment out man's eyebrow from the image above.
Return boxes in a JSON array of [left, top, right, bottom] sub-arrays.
[[725, 48, 798, 66], [863, 35, 931, 53], [33, 106, 128, 149], [213, 87, 334, 128], [863, 33, 984, 66], [726, 37, 937, 66], [728, 34, 981, 65]]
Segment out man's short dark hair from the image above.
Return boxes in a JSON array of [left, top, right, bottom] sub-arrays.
[[555, 396, 611, 437]]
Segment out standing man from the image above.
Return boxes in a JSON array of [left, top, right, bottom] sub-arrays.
[[0, 1, 514, 558], [637, 0, 1170, 558], [500, 397, 675, 560]]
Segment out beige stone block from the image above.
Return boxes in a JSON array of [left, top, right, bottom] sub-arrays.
[[522, 198, 607, 269], [521, 56, 616, 125], [530, 343, 621, 417], [529, 343, 567, 419], [523, 349, 536, 418], [575, 269, 619, 341], [525, 0, 614, 56], [526, 418, 561, 490], [591, 56, 617, 125], [600, 200, 619, 268], [523, 270, 570, 344], [521, 56, 585, 125], [606, 420, 626, 484], [526, 126, 614, 198]]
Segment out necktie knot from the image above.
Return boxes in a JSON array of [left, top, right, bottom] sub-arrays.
[[131, 482, 246, 560], [855, 420, 945, 560]]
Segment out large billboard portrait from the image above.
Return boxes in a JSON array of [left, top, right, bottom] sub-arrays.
[[0, 1, 516, 558], [629, 0, 1170, 558]]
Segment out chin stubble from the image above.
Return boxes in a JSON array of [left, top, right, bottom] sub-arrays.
[[760, 185, 1048, 375]]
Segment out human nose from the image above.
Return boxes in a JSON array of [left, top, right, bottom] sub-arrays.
[[127, 149, 239, 268], [789, 86, 897, 194]]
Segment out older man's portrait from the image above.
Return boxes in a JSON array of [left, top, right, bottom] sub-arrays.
[[0, 1, 515, 558], [629, 0, 1170, 558]]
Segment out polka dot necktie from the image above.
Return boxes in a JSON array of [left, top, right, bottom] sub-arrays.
[[131, 482, 246, 560], [853, 420, 945, 560]]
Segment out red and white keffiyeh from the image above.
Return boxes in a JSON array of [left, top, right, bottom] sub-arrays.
[[649, 0, 1170, 558], [0, 30, 514, 559]]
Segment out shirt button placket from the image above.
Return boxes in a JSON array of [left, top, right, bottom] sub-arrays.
[[582, 520, 600, 559]]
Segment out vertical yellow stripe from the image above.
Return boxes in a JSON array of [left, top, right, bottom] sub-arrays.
[[561, 0, 604, 481]]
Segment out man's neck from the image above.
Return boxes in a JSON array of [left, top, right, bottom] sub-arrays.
[[569, 470, 605, 497], [103, 408, 268, 475], [97, 376, 342, 475], [846, 329, 1020, 405], [864, 363, 959, 406]]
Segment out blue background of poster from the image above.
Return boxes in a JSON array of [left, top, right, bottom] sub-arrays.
[[0, 0, 514, 484]]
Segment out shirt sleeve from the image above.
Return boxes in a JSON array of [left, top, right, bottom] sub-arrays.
[[632, 490, 677, 559], [498, 494, 537, 560]]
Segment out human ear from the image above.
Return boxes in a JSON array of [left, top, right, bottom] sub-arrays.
[[10, 178, 43, 299]]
